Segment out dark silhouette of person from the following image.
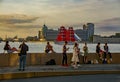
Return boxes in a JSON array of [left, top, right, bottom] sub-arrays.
[[45, 42, 55, 53], [3, 41, 18, 54], [62, 41, 69, 66], [103, 43, 112, 62], [18, 41, 29, 71]]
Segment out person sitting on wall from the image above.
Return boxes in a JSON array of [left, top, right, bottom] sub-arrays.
[[96, 42, 103, 60], [45, 41, 55, 53], [103, 43, 112, 62], [3, 41, 18, 54]]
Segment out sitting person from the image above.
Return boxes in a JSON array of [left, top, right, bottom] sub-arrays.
[[103, 43, 112, 62], [96, 42, 104, 60], [3, 41, 18, 54], [45, 42, 55, 53]]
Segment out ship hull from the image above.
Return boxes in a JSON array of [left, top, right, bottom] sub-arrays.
[[54, 41, 76, 45]]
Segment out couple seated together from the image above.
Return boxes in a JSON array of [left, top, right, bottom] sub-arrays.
[[45, 42, 56, 53]]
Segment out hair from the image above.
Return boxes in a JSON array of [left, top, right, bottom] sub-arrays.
[[6, 41, 9, 44], [74, 42, 78, 48], [47, 41, 49, 44], [65, 41, 68, 44], [98, 42, 100, 45], [105, 43, 107, 45]]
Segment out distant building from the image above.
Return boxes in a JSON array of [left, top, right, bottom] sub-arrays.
[[46, 29, 58, 41], [110, 33, 120, 38], [93, 35, 120, 43], [38, 23, 94, 41], [38, 25, 46, 41], [87, 23, 94, 38], [75, 23, 94, 41], [75, 29, 88, 41]]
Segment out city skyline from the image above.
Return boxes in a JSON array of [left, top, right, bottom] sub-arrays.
[[0, 0, 120, 38]]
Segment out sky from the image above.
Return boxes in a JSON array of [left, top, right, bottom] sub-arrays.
[[0, 0, 120, 39]]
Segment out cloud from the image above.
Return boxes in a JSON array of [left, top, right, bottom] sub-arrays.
[[95, 17, 120, 35], [96, 17, 120, 27], [0, 14, 40, 37], [0, 0, 120, 37], [0, 14, 39, 24]]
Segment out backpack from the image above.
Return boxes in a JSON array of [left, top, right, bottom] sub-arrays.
[[46, 59, 56, 65]]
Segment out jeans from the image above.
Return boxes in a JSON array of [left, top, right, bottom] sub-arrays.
[[19, 55, 26, 69], [62, 53, 67, 65]]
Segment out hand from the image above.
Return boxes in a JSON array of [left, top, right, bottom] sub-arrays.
[[67, 47, 69, 50]]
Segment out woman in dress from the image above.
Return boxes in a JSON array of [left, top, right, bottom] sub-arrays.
[[71, 42, 80, 68]]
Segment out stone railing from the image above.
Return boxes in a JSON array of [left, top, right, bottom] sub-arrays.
[[0, 53, 120, 67]]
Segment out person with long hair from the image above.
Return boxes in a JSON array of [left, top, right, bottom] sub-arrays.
[[71, 42, 80, 68]]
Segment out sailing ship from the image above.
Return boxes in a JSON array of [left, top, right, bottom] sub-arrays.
[[55, 26, 81, 45]]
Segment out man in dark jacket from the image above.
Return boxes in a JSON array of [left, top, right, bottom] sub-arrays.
[[18, 41, 29, 71]]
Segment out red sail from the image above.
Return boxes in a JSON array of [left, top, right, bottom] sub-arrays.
[[56, 26, 67, 41], [56, 26, 75, 42], [66, 27, 75, 42]]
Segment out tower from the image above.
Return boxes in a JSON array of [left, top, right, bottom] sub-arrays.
[[42, 24, 48, 38], [87, 23, 94, 41], [38, 26, 46, 42]]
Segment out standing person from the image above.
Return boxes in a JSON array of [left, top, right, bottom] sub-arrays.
[[18, 41, 29, 71], [45, 41, 55, 53], [83, 42, 88, 64], [103, 43, 112, 62], [3, 41, 18, 54], [96, 42, 103, 60], [71, 42, 80, 68], [77, 43, 81, 66], [62, 41, 69, 66]]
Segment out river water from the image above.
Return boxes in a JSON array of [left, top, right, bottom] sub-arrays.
[[0, 42, 120, 53]]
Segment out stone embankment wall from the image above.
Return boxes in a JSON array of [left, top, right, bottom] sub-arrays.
[[0, 53, 119, 67]]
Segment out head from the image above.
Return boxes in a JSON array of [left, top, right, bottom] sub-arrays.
[[22, 40, 25, 44], [74, 42, 78, 47], [97, 42, 100, 45], [64, 41, 68, 45], [47, 41, 50, 45], [6, 41, 9, 44], [105, 43, 107, 46], [85, 42, 87, 46]]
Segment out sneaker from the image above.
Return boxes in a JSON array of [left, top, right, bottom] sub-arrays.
[[74, 66, 78, 69], [18, 69, 21, 71], [61, 64, 64, 66], [72, 64, 75, 67], [110, 58, 112, 61], [77, 64, 81, 67], [65, 64, 69, 67]]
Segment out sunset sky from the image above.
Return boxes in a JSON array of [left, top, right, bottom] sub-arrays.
[[0, 0, 120, 38]]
